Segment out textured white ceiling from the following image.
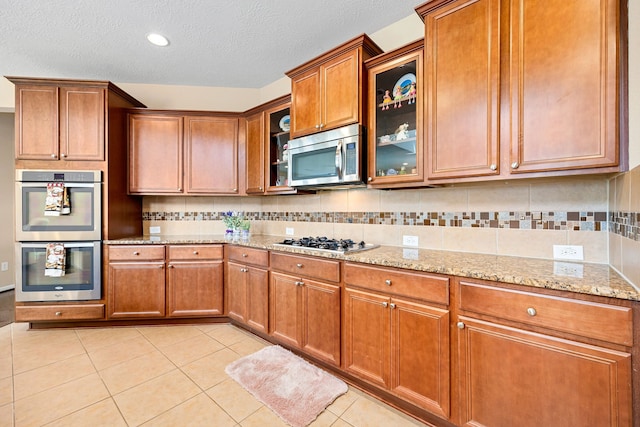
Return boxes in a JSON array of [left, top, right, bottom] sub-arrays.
[[0, 0, 422, 88]]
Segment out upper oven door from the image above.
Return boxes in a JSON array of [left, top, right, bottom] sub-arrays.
[[16, 181, 102, 241]]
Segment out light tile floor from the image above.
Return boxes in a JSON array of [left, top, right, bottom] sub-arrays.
[[0, 322, 429, 427]]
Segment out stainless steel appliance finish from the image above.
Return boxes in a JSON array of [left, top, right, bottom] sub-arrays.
[[15, 170, 102, 241], [16, 241, 101, 302], [287, 124, 364, 188], [273, 236, 379, 254]]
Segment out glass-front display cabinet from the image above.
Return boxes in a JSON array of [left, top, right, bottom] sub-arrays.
[[265, 101, 296, 194], [366, 40, 424, 188]]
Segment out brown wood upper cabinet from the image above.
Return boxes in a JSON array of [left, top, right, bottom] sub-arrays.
[[128, 111, 240, 195], [286, 34, 383, 139], [415, 0, 625, 182], [10, 78, 109, 161]]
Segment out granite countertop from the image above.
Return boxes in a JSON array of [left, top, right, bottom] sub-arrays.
[[104, 234, 640, 302]]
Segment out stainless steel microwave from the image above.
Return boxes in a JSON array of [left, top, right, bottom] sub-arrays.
[[287, 124, 364, 188]]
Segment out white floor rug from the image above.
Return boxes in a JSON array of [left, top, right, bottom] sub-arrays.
[[225, 345, 348, 427]]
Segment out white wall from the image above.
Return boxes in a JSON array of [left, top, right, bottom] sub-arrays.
[[628, 0, 639, 168], [0, 113, 15, 290]]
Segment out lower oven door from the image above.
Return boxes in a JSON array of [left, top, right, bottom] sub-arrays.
[[16, 241, 101, 302]]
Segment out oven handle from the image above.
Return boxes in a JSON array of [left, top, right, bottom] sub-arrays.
[[335, 139, 343, 179]]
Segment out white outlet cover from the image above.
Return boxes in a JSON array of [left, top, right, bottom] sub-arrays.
[[286, 227, 294, 236], [149, 226, 161, 234], [553, 245, 584, 261], [402, 235, 419, 247]]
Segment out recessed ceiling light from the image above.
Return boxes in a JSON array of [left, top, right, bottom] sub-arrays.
[[146, 33, 169, 47]]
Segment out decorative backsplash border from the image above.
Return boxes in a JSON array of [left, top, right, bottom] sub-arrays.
[[143, 210, 617, 233], [610, 211, 640, 241]]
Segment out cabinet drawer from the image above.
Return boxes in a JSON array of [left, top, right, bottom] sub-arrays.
[[345, 263, 449, 305], [15, 304, 105, 322], [108, 245, 165, 261], [459, 281, 633, 346], [168, 244, 223, 260], [227, 245, 268, 267], [270, 252, 340, 283]]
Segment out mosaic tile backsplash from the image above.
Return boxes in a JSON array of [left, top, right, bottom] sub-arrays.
[[143, 210, 615, 233]]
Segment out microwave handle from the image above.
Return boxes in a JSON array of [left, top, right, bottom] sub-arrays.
[[335, 139, 343, 179]]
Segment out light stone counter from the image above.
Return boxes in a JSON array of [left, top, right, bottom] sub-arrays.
[[104, 234, 640, 302]]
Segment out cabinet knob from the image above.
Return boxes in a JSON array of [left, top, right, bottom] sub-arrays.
[[133, 251, 139, 255], [240, 268, 248, 273], [193, 251, 198, 255], [168, 264, 174, 268], [178, 188, 182, 191], [490, 164, 497, 171], [233, 188, 237, 192], [389, 303, 396, 309], [315, 124, 320, 129], [60, 153, 66, 158], [259, 186, 263, 191], [51, 154, 57, 158], [319, 123, 324, 128], [296, 263, 303, 268], [368, 177, 373, 182], [457, 322, 465, 329], [527, 307, 537, 317], [382, 302, 388, 308], [295, 281, 304, 286], [511, 161, 520, 169], [385, 279, 392, 286], [242, 253, 248, 257], [55, 311, 62, 316]]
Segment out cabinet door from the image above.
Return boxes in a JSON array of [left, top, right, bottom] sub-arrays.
[[269, 272, 303, 348], [59, 86, 105, 161], [509, 0, 619, 173], [457, 316, 632, 427], [425, 0, 500, 179], [128, 114, 183, 194], [343, 287, 391, 388], [185, 116, 239, 194], [321, 49, 360, 131], [290, 68, 321, 137], [227, 262, 247, 323], [107, 262, 165, 318], [302, 279, 341, 366], [15, 85, 59, 160], [245, 112, 265, 194], [246, 266, 269, 333], [391, 298, 450, 418], [166, 261, 224, 317]]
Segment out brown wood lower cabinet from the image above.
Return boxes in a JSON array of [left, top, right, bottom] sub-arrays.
[[269, 253, 341, 366], [107, 244, 224, 319], [456, 280, 633, 427], [343, 263, 451, 419], [226, 246, 270, 333]]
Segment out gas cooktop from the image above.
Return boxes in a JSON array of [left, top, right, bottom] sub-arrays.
[[273, 236, 379, 254]]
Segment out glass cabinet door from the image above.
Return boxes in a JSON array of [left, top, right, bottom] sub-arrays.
[[367, 43, 423, 187], [265, 102, 296, 194]]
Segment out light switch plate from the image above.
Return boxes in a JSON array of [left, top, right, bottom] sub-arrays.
[[0, 262, 8, 272]]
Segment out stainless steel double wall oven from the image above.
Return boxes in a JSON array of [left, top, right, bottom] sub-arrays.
[[15, 170, 102, 302]]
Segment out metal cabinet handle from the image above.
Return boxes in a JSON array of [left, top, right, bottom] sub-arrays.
[[511, 161, 520, 169], [295, 281, 304, 286], [242, 253, 248, 257], [259, 186, 263, 191], [296, 263, 303, 268], [51, 154, 57, 158], [389, 303, 396, 309], [233, 188, 237, 192], [382, 302, 388, 308], [240, 268, 248, 273], [168, 264, 174, 268], [457, 322, 465, 329], [55, 311, 62, 316], [490, 164, 497, 171], [133, 251, 139, 255], [385, 279, 392, 286], [193, 251, 198, 255], [60, 153, 66, 158], [368, 177, 373, 182], [527, 307, 537, 317], [315, 124, 320, 129]]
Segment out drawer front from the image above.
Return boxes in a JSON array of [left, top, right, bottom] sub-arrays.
[[345, 263, 449, 305], [168, 244, 223, 260], [108, 245, 165, 261], [270, 252, 340, 283], [227, 246, 269, 267], [459, 281, 633, 346], [15, 304, 105, 322]]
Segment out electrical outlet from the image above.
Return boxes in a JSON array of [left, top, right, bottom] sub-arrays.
[[286, 227, 294, 236], [553, 261, 584, 278], [0, 262, 8, 272], [402, 235, 419, 247], [553, 245, 584, 261], [149, 226, 161, 234]]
